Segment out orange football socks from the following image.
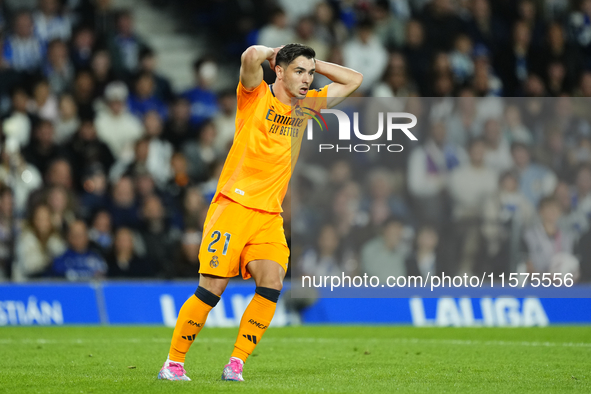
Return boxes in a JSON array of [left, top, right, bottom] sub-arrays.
[[231, 287, 280, 362], [168, 287, 220, 363]]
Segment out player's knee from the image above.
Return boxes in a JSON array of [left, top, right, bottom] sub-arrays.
[[256, 275, 283, 292], [199, 274, 229, 296]]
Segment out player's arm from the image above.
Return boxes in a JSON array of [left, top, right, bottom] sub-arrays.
[[239, 45, 279, 89], [315, 60, 363, 108]]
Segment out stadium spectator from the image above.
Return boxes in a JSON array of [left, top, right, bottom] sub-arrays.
[[534, 125, 571, 181], [138, 47, 173, 103], [371, 52, 415, 98], [3, 87, 35, 147], [72, 69, 96, 119], [127, 72, 167, 120], [449, 34, 474, 85], [294, 16, 328, 66], [407, 121, 467, 226], [13, 204, 66, 282], [471, 48, 504, 97], [257, 7, 294, 49], [567, 164, 591, 235], [53, 94, 80, 144], [0, 186, 13, 280], [90, 49, 116, 99], [44, 39, 74, 95], [182, 186, 207, 230], [405, 225, 441, 279], [182, 57, 219, 127], [143, 111, 173, 188], [449, 138, 498, 274], [107, 227, 149, 277], [402, 20, 430, 95], [163, 97, 194, 150], [64, 119, 115, 189], [183, 120, 219, 184], [138, 194, 180, 278], [568, 0, 591, 67], [27, 79, 58, 122], [52, 219, 107, 280], [518, 0, 545, 50], [33, 0, 72, 43], [88, 209, 112, 255], [277, 0, 322, 24], [45, 184, 77, 233], [107, 176, 140, 229], [502, 104, 533, 145], [173, 228, 202, 278], [482, 118, 513, 173], [444, 91, 482, 147], [481, 170, 534, 274], [44, 158, 73, 189], [80, 0, 117, 39], [494, 20, 533, 96], [212, 90, 237, 153], [575, 221, 591, 282], [3, 11, 45, 72], [523, 196, 576, 274], [167, 152, 191, 203], [22, 119, 62, 173], [360, 216, 409, 280], [361, 168, 411, 228], [110, 9, 148, 74], [370, 0, 406, 50], [313, 1, 348, 47], [78, 165, 109, 219], [343, 19, 388, 93], [70, 26, 96, 69], [419, 0, 463, 52], [297, 224, 354, 277], [553, 96, 591, 149], [0, 150, 42, 216], [511, 142, 557, 207], [94, 81, 143, 160], [111, 137, 149, 181]]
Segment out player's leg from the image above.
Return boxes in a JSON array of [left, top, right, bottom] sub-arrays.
[[230, 259, 285, 362], [222, 242, 288, 382], [160, 196, 247, 381], [158, 274, 229, 381]]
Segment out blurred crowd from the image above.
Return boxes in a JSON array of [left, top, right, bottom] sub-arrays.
[[291, 96, 591, 284], [1, 0, 591, 283]]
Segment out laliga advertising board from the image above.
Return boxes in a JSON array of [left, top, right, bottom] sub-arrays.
[[0, 282, 590, 326]]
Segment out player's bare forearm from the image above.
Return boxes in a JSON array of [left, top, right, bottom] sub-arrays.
[[240, 45, 277, 89], [315, 60, 363, 108]]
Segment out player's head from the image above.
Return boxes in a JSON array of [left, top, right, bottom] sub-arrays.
[[274, 43, 316, 99]]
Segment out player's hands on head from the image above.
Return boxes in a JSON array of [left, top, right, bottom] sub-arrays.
[[268, 46, 283, 71]]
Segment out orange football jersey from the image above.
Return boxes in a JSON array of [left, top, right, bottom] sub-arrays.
[[215, 80, 328, 213]]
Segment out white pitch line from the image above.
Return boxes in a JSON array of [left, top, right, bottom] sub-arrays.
[[0, 337, 590, 348]]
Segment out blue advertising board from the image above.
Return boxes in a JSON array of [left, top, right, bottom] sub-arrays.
[[0, 281, 590, 326], [0, 283, 101, 325]]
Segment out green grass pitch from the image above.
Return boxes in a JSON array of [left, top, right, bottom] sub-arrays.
[[1, 325, 590, 393]]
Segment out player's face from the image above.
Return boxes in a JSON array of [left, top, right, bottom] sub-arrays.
[[282, 56, 316, 99]]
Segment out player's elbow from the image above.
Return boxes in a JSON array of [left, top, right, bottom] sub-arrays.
[[241, 46, 259, 66], [352, 71, 363, 89]]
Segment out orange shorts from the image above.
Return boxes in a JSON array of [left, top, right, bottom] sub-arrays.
[[198, 194, 289, 279]]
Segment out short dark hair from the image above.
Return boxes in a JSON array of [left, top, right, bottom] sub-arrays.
[[276, 44, 315, 68]]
